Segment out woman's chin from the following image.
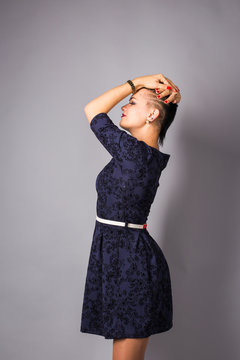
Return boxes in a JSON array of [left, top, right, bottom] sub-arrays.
[[120, 117, 125, 124], [120, 123, 125, 130]]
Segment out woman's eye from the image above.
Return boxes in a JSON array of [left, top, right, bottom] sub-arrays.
[[129, 101, 135, 105]]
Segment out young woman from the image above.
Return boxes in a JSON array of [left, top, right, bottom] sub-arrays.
[[80, 73, 181, 360]]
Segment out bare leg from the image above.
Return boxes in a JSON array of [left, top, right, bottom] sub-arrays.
[[112, 337, 150, 360]]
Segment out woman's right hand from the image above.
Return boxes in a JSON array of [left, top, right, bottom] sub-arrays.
[[133, 74, 181, 104]]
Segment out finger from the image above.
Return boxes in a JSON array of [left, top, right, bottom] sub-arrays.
[[165, 77, 180, 93], [175, 84, 180, 92], [156, 88, 171, 98], [158, 73, 169, 85], [173, 93, 181, 104], [165, 77, 178, 92], [155, 84, 172, 95], [155, 86, 166, 95], [157, 73, 180, 93], [162, 90, 181, 104], [163, 92, 178, 104], [158, 75, 178, 95]]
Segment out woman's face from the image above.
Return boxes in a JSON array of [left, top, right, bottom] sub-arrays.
[[120, 89, 152, 131]]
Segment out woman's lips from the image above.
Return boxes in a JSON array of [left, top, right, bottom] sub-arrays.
[[121, 114, 126, 117]]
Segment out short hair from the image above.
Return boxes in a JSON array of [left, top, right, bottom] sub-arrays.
[[135, 86, 179, 146]]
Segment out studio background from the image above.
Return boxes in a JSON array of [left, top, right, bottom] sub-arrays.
[[1, 1, 240, 359]]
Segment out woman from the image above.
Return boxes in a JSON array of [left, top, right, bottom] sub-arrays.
[[80, 73, 181, 360]]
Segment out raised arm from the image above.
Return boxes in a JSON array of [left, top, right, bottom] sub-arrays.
[[84, 79, 143, 124], [84, 74, 181, 123]]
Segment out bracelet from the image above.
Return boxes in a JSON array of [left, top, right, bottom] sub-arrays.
[[126, 79, 136, 94]]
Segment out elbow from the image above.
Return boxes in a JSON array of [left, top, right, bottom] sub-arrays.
[[84, 103, 95, 116], [84, 105, 96, 124], [84, 104, 90, 114], [84, 104, 105, 124]]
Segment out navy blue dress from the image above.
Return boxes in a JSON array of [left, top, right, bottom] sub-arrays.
[[80, 112, 173, 339]]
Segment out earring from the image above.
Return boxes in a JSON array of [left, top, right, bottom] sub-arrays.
[[146, 115, 154, 124]]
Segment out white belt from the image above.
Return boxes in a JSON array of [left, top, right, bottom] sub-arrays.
[[96, 215, 147, 229]]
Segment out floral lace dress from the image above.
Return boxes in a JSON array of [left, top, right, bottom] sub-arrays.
[[80, 112, 173, 339]]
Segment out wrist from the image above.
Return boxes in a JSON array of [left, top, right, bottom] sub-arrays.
[[132, 77, 143, 91]]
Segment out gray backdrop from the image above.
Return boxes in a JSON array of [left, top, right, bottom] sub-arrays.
[[1, 1, 240, 359]]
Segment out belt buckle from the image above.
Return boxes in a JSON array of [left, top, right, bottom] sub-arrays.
[[143, 223, 147, 229]]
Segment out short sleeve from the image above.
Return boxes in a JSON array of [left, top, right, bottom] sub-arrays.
[[89, 112, 151, 164]]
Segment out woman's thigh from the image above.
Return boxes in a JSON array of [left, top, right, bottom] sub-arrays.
[[112, 337, 150, 360]]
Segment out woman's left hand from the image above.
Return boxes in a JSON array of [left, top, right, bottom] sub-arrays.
[[133, 74, 181, 104]]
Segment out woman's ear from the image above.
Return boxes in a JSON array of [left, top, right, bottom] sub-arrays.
[[153, 108, 160, 120]]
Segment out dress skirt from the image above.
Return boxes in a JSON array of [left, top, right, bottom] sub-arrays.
[[80, 220, 173, 339]]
